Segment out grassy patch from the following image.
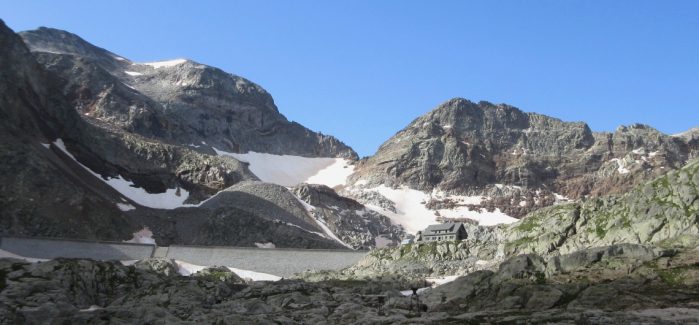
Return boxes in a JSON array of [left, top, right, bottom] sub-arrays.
[[516, 216, 539, 232], [594, 223, 607, 238], [657, 268, 686, 285]]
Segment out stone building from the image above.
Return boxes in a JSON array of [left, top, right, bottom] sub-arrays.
[[416, 222, 466, 242]]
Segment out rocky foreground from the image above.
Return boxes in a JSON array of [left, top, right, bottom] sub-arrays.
[[1, 243, 698, 324]]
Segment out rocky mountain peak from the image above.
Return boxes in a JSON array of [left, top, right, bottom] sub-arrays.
[[19, 26, 358, 159], [19, 27, 127, 71]]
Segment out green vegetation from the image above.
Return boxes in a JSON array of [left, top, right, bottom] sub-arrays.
[[515, 216, 539, 232], [505, 236, 535, 253], [657, 268, 687, 285], [534, 271, 546, 284], [594, 223, 607, 239]]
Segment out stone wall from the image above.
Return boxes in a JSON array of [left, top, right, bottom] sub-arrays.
[[0, 237, 155, 260], [0, 236, 368, 277]]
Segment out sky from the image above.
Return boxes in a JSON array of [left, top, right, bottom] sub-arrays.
[[2, 1, 698, 157]]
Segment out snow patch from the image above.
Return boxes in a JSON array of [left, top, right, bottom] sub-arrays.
[[100, 176, 189, 209], [79, 305, 103, 312], [174, 260, 281, 281], [124, 71, 143, 76], [355, 185, 517, 234], [140, 59, 188, 69], [611, 158, 630, 174], [116, 203, 136, 211], [254, 242, 276, 249], [214, 148, 354, 187], [53, 139, 193, 209], [125, 227, 155, 245], [40, 143, 50, 149]]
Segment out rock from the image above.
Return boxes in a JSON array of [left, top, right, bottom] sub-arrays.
[[348, 98, 698, 219], [2, 250, 699, 324], [20, 27, 358, 160], [193, 266, 245, 284], [134, 258, 179, 276], [292, 184, 403, 249]]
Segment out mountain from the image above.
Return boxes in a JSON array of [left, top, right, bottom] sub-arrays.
[[19, 27, 357, 159], [2, 21, 697, 250], [342, 98, 698, 233], [316, 156, 699, 282], [1, 21, 398, 249]]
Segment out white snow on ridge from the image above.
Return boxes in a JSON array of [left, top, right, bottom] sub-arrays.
[[356, 185, 517, 234], [140, 59, 188, 69], [214, 148, 354, 187], [52, 139, 192, 209], [124, 71, 143, 76]]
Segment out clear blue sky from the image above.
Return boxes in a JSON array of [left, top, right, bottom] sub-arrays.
[[2, 1, 698, 157]]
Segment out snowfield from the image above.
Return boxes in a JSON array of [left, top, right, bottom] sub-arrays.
[[53, 139, 194, 210], [351, 185, 518, 234], [214, 148, 354, 188]]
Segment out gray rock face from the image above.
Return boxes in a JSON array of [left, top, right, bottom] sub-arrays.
[[293, 184, 404, 249], [349, 98, 698, 218], [0, 20, 134, 241], [134, 258, 179, 276], [3, 246, 699, 324], [193, 266, 246, 284], [0, 21, 349, 248], [19, 27, 358, 159], [334, 159, 699, 279]]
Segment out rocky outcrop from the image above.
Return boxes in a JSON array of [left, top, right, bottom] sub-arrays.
[[335, 158, 699, 279], [418, 244, 699, 323], [2, 245, 699, 324], [293, 184, 404, 249], [133, 258, 179, 277], [20, 27, 357, 159], [0, 19, 134, 240], [348, 98, 698, 219], [0, 21, 355, 248]]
